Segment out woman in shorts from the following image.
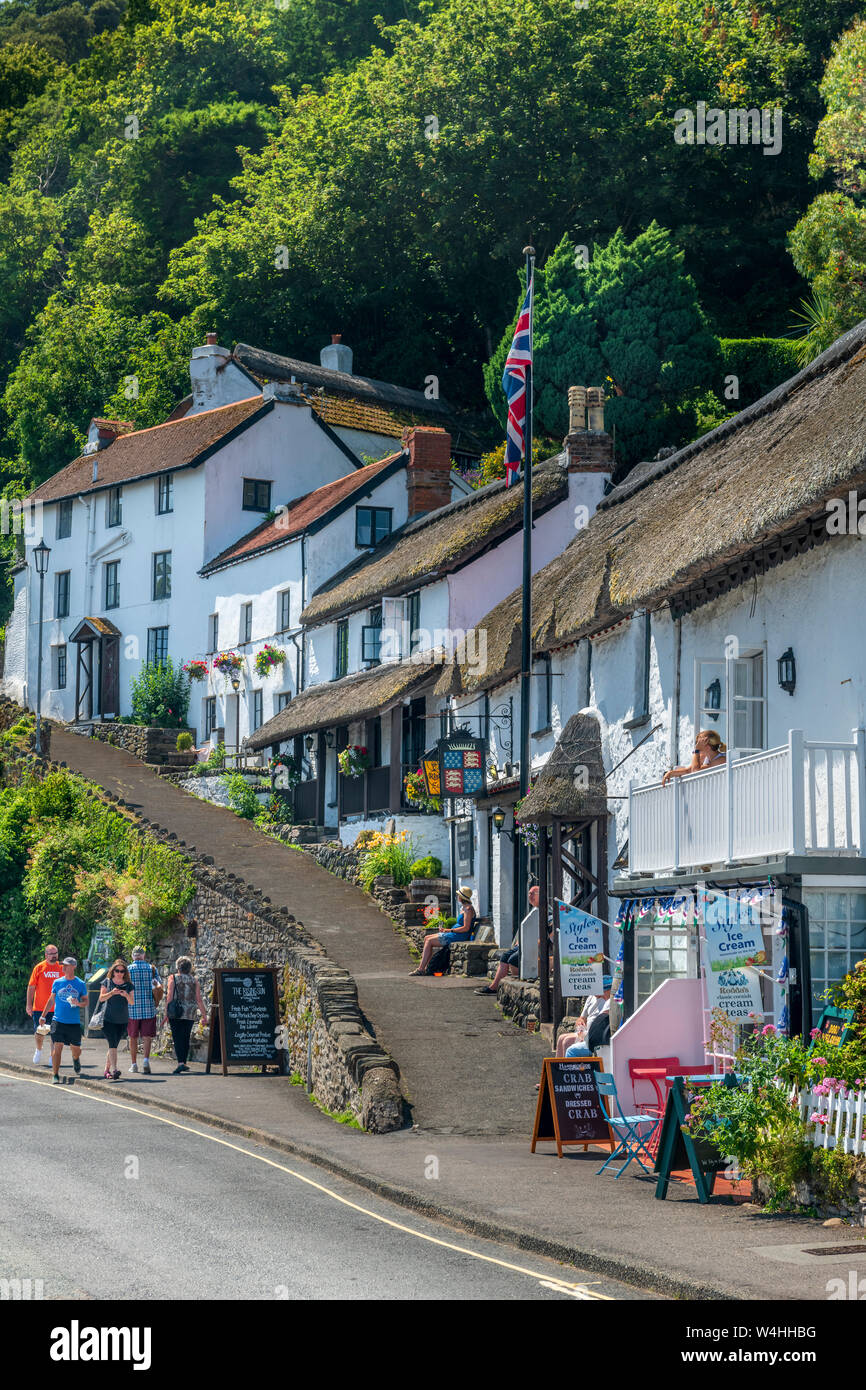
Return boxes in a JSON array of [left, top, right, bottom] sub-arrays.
[[98, 959, 134, 1081], [410, 885, 476, 976]]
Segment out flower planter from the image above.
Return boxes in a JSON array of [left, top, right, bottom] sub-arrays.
[[166, 750, 197, 767], [409, 876, 452, 902]]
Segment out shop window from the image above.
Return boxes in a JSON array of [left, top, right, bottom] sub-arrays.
[[804, 889, 866, 1012]]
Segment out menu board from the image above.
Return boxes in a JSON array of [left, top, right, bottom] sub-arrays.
[[531, 1057, 611, 1158], [207, 967, 281, 1075]]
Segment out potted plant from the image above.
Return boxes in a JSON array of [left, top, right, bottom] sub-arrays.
[[183, 659, 209, 682], [338, 745, 370, 779], [254, 644, 287, 678], [213, 651, 243, 679]]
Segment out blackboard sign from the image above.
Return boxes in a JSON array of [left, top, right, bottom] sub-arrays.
[[654, 1075, 733, 1204], [206, 967, 282, 1076], [810, 1005, 856, 1052], [455, 820, 474, 876], [531, 1057, 612, 1158]]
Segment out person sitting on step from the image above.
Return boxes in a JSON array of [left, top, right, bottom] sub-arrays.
[[410, 886, 476, 976]]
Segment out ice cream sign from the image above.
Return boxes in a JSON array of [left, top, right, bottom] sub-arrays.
[[702, 892, 767, 973], [557, 900, 605, 997]]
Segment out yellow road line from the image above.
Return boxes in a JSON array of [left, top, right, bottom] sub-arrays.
[[0, 1067, 614, 1299]]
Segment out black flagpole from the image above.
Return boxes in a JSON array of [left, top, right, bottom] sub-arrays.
[[516, 244, 535, 939]]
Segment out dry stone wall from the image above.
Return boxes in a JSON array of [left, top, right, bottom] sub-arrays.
[[1, 741, 405, 1133], [85, 722, 193, 763]]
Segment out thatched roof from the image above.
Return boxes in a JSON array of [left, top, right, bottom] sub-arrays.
[[302, 457, 569, 625], [518, 714, 608, 824], [246, 656, 440, 750], [454, 319, 866, 693]]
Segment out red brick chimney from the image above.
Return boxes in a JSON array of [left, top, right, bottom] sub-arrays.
[[564, 385, 614, 472], [405, 426, 453, 516]]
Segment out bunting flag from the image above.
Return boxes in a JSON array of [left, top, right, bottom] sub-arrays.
[[502, 277, 533, 486]]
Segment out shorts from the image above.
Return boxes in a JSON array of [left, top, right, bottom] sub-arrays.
[[34, 1011, 54, 1032], [439, 931, 471, 945], [50, 1021, 82, 1047], [565, 1043, 592, 1057], [127, 1016, 156, 1039], [498, 946, 519, 968], [102, 1021, 128, 1049]]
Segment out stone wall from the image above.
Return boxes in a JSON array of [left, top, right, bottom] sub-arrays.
[[1, 743, 405, 1133], [86, 722, 194, 764]]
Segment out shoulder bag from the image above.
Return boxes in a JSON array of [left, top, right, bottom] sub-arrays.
[[166, 974, 184, 1020]]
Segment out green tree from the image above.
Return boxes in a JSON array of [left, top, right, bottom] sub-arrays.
[[789, 20, 866, 353], [484, 227, 720, 468]]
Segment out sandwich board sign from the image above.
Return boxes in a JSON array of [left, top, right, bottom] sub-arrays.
[[531, 1057, 612, 1158], [653, 1075, 735, 1204], [206, 967, 283, 1076]]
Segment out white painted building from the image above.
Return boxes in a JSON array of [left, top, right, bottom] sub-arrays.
[[248, 393, 613, 863], [440, 322, 866, 1040], [3, 335, 473, 746]]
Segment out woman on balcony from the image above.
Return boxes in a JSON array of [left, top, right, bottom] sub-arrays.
[[661, 729, 726, 786], [410, 886, 476, 976]]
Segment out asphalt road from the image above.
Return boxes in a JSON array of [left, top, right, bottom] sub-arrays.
[[0, 1072, 646, 1301]]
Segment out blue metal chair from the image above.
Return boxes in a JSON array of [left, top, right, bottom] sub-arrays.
[[594, 1072, 659, 1179]]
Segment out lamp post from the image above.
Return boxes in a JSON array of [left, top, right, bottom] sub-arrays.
[[231, 673, 241, 766], [33, 539, 51, 755]]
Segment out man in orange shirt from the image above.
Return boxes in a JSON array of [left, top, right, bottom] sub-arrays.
[[26, 944, 62, 1065]]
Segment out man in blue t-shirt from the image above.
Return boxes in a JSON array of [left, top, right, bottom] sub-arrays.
[[41, 957, 87, 1083]]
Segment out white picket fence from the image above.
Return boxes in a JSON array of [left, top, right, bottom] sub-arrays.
[[796, 1085, 866, 1155]]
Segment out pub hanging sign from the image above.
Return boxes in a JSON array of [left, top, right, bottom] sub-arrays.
[[420, 747, 442, 799], [437, 734, 487, 798]]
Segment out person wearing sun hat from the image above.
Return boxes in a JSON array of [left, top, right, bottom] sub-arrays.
[[410, 885, 477, 976], [556, 975, 612, 1057]]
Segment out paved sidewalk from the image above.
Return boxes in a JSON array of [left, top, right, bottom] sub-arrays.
[[2, 1034, 863, 1301], [50, 730, 548, 1135]]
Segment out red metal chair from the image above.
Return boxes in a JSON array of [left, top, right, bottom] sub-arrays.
[[628, 1056, 681, 1114]]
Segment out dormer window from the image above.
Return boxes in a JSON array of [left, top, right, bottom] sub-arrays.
[[355, 506, 392, 548], [243, 478, 271, 512]]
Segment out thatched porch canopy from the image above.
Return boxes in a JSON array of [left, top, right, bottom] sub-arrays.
[[247, 656, 441, 750], [517, 714, 608, 825]]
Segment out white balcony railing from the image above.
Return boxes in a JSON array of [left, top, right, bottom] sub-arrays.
[[628, 729, 866, 875]]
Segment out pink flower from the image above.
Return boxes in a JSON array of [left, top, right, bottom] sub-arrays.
[[812, 1057, 828, 1067], [761, 1024, 777, 1035], [810, 1028, 820, 1039]]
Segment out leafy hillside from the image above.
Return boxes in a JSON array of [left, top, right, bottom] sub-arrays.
[[0, 0, 861, 502]]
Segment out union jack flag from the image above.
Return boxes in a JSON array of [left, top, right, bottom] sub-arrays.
[[502, 277, 533, 487]]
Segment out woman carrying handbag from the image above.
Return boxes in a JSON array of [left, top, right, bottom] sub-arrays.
[[164, 956, 208, 1074], [96, 960, 134, 1081]]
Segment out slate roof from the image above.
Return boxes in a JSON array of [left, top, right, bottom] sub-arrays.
[[29, 397, 269, 504]]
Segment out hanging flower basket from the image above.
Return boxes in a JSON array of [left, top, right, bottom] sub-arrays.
[[254, 644, 287, 679], [268, 752, 300, 788], [338, 745, 370, 779], [404, 767, 441, 813], [514, 796, 540, 850], [183, 660, 209, 682], [213, 651, 243, 677]]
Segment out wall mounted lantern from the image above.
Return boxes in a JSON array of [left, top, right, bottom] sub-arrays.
[[703, 677, 722, 720], [491, 806, 514, 840], [777, 648, 796, 696]]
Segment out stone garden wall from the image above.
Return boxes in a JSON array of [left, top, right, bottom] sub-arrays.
[[86, 722, 194, 763], [1, 742, 404, 1133]]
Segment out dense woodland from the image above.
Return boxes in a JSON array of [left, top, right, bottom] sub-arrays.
[[0, 0, 865, 520]]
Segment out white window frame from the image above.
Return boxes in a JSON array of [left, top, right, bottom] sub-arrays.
[[381, 596, 407, 664], [693, 646, 766, 754]]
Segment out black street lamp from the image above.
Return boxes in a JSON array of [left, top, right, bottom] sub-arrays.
[[33, 539, 50, 754]]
